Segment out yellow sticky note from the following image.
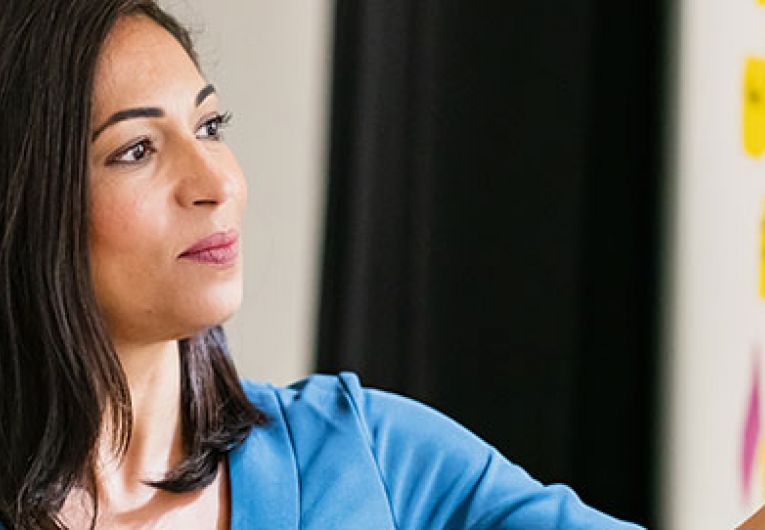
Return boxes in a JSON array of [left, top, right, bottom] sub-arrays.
[[759, 0, 765, 5], [744, 58, 765, 158]]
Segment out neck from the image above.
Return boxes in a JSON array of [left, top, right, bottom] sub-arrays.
[[60, 338, 230, 526], [100, 339, 184, 496]]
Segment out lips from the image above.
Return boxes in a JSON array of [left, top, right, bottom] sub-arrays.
[[179, 229, 239, 266]]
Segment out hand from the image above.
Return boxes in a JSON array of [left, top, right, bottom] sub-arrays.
[[739, 504, 765, 529]]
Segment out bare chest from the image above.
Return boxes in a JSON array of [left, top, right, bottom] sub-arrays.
[[59, 468, 229, 529]]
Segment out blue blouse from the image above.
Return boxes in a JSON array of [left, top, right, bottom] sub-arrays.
[[229, 372, 643, 529]]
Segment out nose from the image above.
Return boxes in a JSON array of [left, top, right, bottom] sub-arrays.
[[173, 139, 238, 208]]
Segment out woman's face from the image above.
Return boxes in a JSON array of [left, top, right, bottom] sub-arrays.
[[89, 16, 247, 346]]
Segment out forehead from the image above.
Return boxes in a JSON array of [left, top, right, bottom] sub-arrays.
[[92, 15, 204, 121]]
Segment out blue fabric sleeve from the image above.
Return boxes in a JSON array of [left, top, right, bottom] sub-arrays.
[[338, 372, 644, 530]]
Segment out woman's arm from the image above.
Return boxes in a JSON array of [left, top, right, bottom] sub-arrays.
[[338, 372, 644, 529]]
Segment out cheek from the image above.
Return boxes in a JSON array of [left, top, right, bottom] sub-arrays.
[[90, 185, 168, 257], [88, 183, 172, 300]]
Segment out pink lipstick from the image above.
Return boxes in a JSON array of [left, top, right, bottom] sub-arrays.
[[179, 230, 239, 266]]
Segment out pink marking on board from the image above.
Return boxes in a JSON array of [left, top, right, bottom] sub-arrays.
[[742, 350, 761, 502]]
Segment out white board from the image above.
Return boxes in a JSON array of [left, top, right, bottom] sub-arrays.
[[662, 0, 765, 528]]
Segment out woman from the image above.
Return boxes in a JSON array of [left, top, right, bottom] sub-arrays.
[[0, 1, 643, 528]]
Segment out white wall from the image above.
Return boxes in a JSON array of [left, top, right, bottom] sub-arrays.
[[160, 1, 334, 384], [661, 0, 765, 528]]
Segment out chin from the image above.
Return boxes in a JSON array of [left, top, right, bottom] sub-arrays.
[[174, 309, 238, 342], [198, 295, 242, 327], [172, 284, 243, 338]]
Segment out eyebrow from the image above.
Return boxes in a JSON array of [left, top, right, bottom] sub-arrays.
[[91, 83, 217, 141]]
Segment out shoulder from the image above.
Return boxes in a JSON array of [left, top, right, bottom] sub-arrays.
[[238, 372, 501, 524], [237, 371, 393, 461], [235, 373, 421, 528], [239, 371, 473, 453], [237, 371, 490, 490], [239, 371, 368, 426]]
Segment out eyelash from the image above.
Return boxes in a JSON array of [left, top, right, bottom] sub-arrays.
[[106, 111, 233, 166]]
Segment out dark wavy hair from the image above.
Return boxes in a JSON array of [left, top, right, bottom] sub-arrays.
[[0, 1, 266, 528]]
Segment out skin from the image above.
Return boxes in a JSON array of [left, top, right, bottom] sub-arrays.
[[740, 506, 765, 529], [60, 14, 247, 529]]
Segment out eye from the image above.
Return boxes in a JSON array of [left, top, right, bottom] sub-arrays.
[[107, 137, 156, 165], [196, 112, 232, 141]]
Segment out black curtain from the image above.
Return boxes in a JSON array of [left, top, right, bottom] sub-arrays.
[[317, 1, 665, 527]]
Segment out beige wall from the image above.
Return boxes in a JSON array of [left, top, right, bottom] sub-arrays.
[[161, 1, 333, 384]]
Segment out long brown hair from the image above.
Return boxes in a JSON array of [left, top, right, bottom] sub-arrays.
[[0, 1, 265, 528]]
